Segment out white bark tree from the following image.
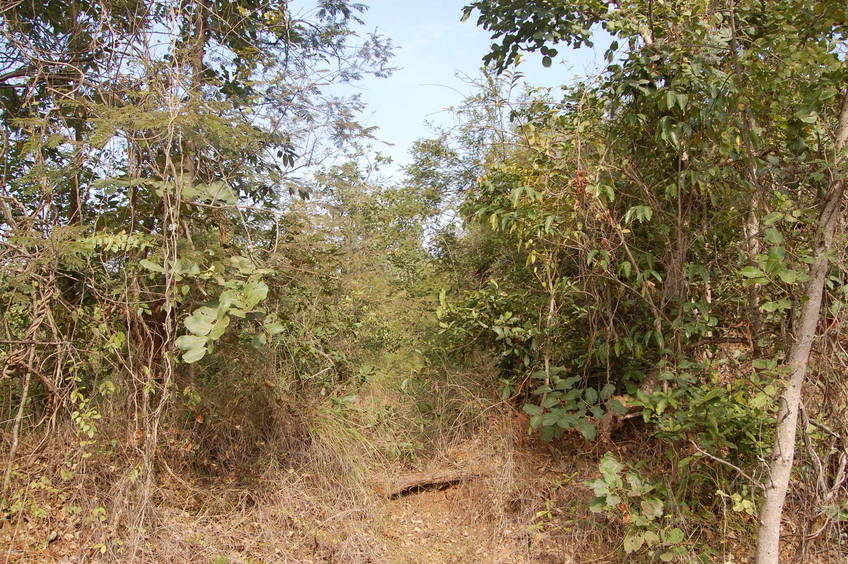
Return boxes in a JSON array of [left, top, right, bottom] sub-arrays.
[[756, 90, 848, 563]]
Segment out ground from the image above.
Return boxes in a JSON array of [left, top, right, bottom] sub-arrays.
[[2, 423, 601, 563]]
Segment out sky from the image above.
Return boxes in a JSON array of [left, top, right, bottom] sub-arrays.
[[295, 1, 611, 177]]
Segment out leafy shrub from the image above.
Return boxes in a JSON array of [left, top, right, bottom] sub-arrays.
[[588, 453, 690, 561]]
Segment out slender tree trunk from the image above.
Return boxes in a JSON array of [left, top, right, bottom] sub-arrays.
[[755, 90, 848, 564]]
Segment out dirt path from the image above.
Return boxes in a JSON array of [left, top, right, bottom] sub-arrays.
[[381, 484, 527, 563]]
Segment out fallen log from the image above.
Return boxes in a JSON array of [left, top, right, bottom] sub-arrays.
[[382, 470, 481, 499]]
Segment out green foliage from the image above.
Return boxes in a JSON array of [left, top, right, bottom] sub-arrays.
[[639, 364, 777, 462], [70, 385, 102, 440], [523, 368, 625, 441], [445, 0, 847, 455], [462, 0, 606, 72], [2, 1, 847, 559], [0, 3, 405, 532], [588, 453, 690, 561], [175, 275, 271, 363], [442, 3, 848, 557]]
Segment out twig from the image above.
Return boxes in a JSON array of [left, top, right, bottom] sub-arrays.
[[800, 403, 843, 440], [690, 440, 764, 490], [2, 349, 33, 499]]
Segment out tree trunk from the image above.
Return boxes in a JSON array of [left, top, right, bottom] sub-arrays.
[[755, 90, 848, 564]]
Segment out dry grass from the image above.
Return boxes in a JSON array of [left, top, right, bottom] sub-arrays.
[[0, 352, 601, 563]]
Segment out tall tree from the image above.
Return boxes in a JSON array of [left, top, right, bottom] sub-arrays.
[[757, 89, 848, 563], [0, 0, 392, 518], [462, 1, 848, 558]]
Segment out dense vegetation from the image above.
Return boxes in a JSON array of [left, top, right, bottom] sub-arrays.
[[1, 1, 846, 562]]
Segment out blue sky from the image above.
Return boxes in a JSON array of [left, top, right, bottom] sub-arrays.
[[296, 1, 610, 176]]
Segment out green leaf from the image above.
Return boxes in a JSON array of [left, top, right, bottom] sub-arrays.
[[181, 346, 207, 364], [642, 530, 660, 545], [207, 314, 231, 340], [176, 334, 208, 363], [663, 527, 685, 544], [761, 299, 791, 313], [795, 108, 818, 123], [184, 307, 217, 336], [623, 533, 644, 554], [609, 398, 628, 415], [740, 266, 764, 278], [626, 472, 643, 491], [253, 332, 268, 347], [264, 321, 285, 336], [201, 181, 237, 204], [542, 56, 552, 68], [511, 187, 523, 208], [764, 228, 784, 245], [556, 375, 581, 390], [627, 205, 652, 223], [174, 258, 200, 276], [761, 301, 779, 312], [243, 280, 269, 309], [750, 391, 771, 409], [768, 246, 786, 260], [584, 387, 598, 404], [175, 334, 206, 350], [541, 411, 560, 427], [218, 290, 238, 310], [588, 478, 608, 497], [139, 259, 164, 273], [522, 404, 542, 416], [599, 453, 623, 480], [230, 255, 256, 274], [557, 413, 577, 428], [577, 419, 596, 441], [542, 396, 560, 408], [529, 415, 542, 429], [779, 269, 799, 284], [763, 212, 784, 225]]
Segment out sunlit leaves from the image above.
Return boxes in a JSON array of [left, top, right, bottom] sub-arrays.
[[462, 0, 609, 73], [176, 276, 272, 363], [175, 335, 208, 364], [624, 205, 653, 224], [184, 307, 217, 336], [243, 280, 269, 309]]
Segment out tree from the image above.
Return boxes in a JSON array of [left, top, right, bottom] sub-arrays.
[[462, 1, 848, 558], [0, 0, 392, 522], [757, 89, 848, 563]]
